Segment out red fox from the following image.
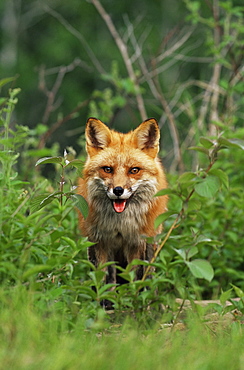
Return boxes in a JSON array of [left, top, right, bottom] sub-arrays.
[[77, 117, 168, 285]]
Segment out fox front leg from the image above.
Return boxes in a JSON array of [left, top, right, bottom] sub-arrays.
[[88, 243, 108, 268], [88, 243, 117, 284], [125, 241, 147, 280]]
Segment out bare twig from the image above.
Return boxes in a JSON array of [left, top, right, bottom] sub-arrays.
[[37, 59, 90, 148], [208, 0, 221, 135], [38, 98, 90, 149], [39, 64, 66, 125], [225, 65, 244, 118], [90, 0, 147, 121], [157, 90, 184, 173], [123, 14, 152, 65], [123, 17, 183, 172], [38, 61, 75, 125], [198, 0, 223, 134], [155, 28, 193, 64], [141, 216, 180, 282], [40, 58, 93, 75], [151, 57, 183, 172]]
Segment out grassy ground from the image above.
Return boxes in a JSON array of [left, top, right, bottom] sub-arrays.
[[0, 287, 243, 370]]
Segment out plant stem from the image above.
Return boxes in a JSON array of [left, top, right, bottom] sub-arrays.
[[141, 215, 180, 282]]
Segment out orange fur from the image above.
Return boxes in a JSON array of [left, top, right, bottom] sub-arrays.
[[77, 118, 168, 286]]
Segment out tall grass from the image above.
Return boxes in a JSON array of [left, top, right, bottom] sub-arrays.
[[0, 287, 243, 370]]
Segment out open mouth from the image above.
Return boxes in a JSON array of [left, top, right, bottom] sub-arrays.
[[112, 199, 127, 213]]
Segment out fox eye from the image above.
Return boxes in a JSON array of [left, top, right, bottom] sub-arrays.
[[129, 167, 140, 174], [102, 166, 113, 173]]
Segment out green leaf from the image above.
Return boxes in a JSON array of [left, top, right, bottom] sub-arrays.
[[186, 259, 214, 281], [230, 284, 244, 298], [98, 284, 117, 295], [173, 248, 186, 260], [154, 188, 174, 197], [0, 76, 16, 88], [199, 137, 214, 149], [187, 246, 198, 259], [130, 259, 151, 267], [35, 156, 63, 166], [178, 172, 197, 190], [218, 137, 244, 150], [71, 194, 89, 219], [220, 289, 233, 305], [89, 270, 106, 285], [80, 259, 97, 271], [188, 146, 209, 156], [78, 286, 97, 300], [30, 195, 48, 213], [187, 198, 202, 212], [30, 192, 62, 213], [194, 176, 220, 198], [195, 235, 223, 247], [49, 287, 64, 299], [154, 211, 176, 229], [0, 97, 7, 105], [60, 236, 77, 250], [22, 265, 53, 280], [178, 172, 196, 183], [208, 168, 229, 189], [65, 159, 84, 172], [118, 271, 134, 283]]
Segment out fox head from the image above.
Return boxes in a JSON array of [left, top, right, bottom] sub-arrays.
[[83, 117, 164, 214]]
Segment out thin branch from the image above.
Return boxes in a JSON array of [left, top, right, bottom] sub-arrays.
[[141, 216, 180, 282], [140, 38, 205, 84], [37, 60, 91, 148], [171, 79, 226, 120], [209, 0, 221, 135], [198, 0, 222, 133], [139, 58, 179, 84], [40, 58, 93, 75], [150, 60, 184, 172], [90, 0, 147, 121], [123, 17, 183, 172], [40, 66, 66, 125], [225, 64, 244, 118], [155, 28, 193, 63], [157, 89, 184, 173], [123, 14, 152, 65], [38, 98, 90, 149], [38, 59, 83, 126], [172, 54, 213, 63]]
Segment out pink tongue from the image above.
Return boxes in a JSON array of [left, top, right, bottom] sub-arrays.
[[113, 199, 127, 213]]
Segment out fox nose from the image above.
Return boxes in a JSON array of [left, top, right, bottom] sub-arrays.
[[113, 186, 124, 197]]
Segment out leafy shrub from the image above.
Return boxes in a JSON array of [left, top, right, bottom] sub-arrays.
[[33, 121, 244, 320], [1, 82, 243, 322]]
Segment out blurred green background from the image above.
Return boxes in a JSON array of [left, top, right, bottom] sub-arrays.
[[1, 0, 243, 173]]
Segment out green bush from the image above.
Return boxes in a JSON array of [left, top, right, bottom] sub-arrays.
[[1, 85, 244, 321]]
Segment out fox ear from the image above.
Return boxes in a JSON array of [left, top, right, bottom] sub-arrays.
[[133, 118, 160, 157], [86, 118, 111, 156]]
